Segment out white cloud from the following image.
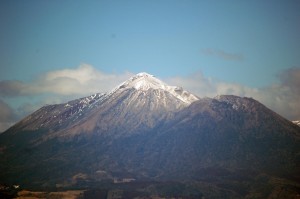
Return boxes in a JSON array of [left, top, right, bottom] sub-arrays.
[[165, 72, 257, 99], [0, 64, 133, 97], [34, 64, 133, 95]]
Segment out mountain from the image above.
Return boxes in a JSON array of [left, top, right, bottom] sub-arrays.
[[5, 73, 198, 139], [0, 72, 299, 198]]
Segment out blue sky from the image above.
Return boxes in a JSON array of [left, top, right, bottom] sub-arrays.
[[0, 0, 300, 131]]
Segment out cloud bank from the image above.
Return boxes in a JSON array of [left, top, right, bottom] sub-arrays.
[[0, 64, 133, 97], [166, 67, 300, 121], [0, 64, 299, 132]]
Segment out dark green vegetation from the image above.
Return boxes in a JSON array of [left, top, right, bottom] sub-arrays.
[[1, 89, 300, 198]]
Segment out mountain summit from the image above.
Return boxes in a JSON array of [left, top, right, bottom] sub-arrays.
[[117, 72, 166, 91], [113, 72, 198, 104], [0, 72, 299, 198]]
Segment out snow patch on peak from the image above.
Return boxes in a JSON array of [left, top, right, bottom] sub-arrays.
[[115, 72, 167, 91], [111, 72, 199, 104], [135, 72, 154, 77], [292, 120, 300, 126]]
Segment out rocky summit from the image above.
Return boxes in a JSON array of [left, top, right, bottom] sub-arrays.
[[0, 73, 299, 198]]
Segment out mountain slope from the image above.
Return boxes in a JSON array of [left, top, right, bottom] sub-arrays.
[[101, 95, 299, 178], [5, 73, 198, 139], [0, 73, 299, 198]]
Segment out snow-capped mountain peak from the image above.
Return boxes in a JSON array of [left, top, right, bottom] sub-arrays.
[[121, 72, 167, 91], [113, 72, 199, 104]]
